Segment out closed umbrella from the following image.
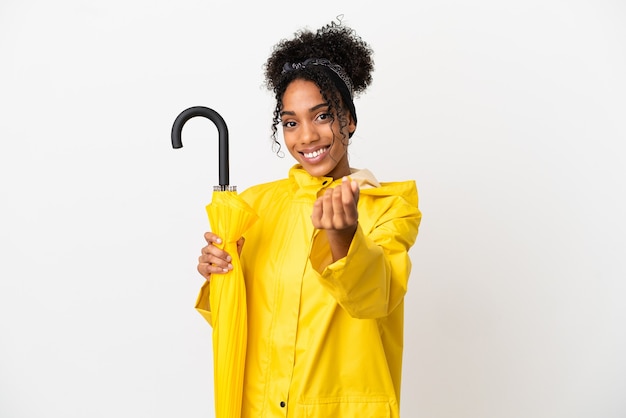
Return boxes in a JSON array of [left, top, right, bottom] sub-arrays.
[[171, 106, 257, 418]]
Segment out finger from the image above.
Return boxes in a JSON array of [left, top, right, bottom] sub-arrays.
[[340, 177, 359, 205], [200, 246, 232, 265], [340, 179, 358, 224], [313, 189, 335, 229], [351, 179, 360, 204], [311, 189, 332, 229], [201, 243, 230, 260], [332, 185, 347, 226], [325, 179, 357, 229], [311, 198, 323, 229], [321, 188, 336, 229], [340, 177, 354, 206], [203, 231, 223, 245], [197, 261, 232, 279], [198, 254, 233, 274], [198, 251, 230, 265]]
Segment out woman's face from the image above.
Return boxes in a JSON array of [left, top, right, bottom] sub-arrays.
[[280, 79, 355, 180]]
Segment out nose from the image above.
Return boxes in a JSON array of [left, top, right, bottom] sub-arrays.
[[299, 121, 319, 144]]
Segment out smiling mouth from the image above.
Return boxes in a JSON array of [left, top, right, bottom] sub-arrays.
[[302, 146, 330, 159]]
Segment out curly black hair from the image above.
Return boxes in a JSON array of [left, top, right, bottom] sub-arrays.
[[264, 19, 375, 155]]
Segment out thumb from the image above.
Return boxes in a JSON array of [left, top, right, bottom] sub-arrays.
[[236, 236, 245, 256]]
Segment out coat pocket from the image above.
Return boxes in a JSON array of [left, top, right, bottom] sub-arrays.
[[295, 397, 391, 418]]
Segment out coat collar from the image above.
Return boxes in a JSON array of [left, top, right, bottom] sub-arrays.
[[287, 164, 417, 207], [288, 165, 381, 190]]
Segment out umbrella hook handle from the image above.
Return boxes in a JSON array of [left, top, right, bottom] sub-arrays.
[[171, 106, 229, 189]]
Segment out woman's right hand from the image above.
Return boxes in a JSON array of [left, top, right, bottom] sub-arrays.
[[197, 232, 233, 281], [197, 232, 245, 281]]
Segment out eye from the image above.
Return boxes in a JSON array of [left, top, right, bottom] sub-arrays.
[[282, 120, 296, 128], [317, 112, 332, 122]]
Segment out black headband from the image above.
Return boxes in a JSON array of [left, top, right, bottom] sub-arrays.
[[281, 58, 357, 134]]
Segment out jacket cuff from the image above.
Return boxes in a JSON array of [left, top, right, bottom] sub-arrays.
[[311, 225, 389, 318], [194, 280, 213, 326]]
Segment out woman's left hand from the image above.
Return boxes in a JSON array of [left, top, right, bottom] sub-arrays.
[[312, 176, 360, 231]]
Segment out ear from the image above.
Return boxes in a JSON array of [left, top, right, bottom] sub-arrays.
[[348, 113, 357, 135]]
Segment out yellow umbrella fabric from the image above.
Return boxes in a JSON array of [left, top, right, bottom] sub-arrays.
[[195, 188, 258, 418]]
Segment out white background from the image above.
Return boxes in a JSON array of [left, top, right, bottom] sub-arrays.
[[1, 1, 625, 417]]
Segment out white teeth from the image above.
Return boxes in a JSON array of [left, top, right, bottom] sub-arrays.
[[303, 147, 328, 159]]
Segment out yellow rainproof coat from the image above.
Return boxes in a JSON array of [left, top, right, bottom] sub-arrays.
[[197, 164, 421, 418]]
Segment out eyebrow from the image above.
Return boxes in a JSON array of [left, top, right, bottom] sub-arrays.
[[280, 102, 329, 117]]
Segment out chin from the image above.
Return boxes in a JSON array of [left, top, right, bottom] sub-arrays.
[[302, 164, 331, 178]]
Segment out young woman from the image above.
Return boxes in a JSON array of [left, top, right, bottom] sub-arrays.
[[197, 20, 421, 418]]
